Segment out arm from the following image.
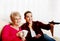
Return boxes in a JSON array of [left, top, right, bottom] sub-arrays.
[[37, 21, 54, 36], [37, 21, 51, 30]]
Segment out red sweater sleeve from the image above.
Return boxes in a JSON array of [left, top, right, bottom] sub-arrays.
[[2, 25, 18, 41]]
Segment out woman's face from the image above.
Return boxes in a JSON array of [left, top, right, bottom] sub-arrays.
[[12, 16, 21, 26], [25, 13, 33, 24]]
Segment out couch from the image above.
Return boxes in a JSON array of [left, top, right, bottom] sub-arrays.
[[0, 20, 60, 41]]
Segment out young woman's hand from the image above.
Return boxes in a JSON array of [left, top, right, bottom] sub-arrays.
[[35, 34, 41, 39]]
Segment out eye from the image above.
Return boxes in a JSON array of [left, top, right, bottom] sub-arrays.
[[14, 18, 17, 20], [26, 16, 29, 18]]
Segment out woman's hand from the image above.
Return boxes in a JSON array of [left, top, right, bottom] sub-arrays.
[[16, 31, 26, 41], [21, 37, 26, 41], [16, 31, 23, 38]]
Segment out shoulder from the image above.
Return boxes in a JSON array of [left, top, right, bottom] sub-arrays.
[[21, 23, 27, 29], [4, 24, 10, 27], [33, 21, 42, 24], [33, 21, 45, 26], [3, 24, 11, 30], [2, 24, 11, 33], [21, 22, 27, 27]]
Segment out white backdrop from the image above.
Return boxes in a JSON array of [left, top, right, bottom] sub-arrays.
[[0, 0, 60, 38]]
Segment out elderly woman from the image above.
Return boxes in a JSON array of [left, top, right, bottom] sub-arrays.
[[2, 12, 25, 41]]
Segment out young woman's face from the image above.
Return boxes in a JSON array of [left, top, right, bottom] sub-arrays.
[[25, 13, 33, 24], [12, 16, 21, 26]]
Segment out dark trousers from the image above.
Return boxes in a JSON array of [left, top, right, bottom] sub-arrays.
[[26, 35, 47, 41], [44, 34, 56, 41], [26, 34, 56, 41]]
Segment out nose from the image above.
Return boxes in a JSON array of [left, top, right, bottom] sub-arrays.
[[29, 17, 32, 21], [17, 19, 20, 22]]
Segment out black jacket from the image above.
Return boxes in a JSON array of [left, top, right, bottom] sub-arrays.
[[21, 21, 51, 41]]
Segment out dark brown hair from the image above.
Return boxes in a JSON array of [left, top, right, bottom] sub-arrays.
[[24, 11, 32, 18]]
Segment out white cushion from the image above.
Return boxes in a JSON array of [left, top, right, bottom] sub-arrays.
[[41, 29, 53, 38]]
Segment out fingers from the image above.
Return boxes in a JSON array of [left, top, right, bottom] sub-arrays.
[[16, 31, 20, 37], [35, 34, 41, 38], [16, 31, 23, 37]]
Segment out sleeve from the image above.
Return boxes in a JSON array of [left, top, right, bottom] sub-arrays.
[[37, 21, 51, 30], [2, 25, 17, 41], [21, 23, 26, 30]]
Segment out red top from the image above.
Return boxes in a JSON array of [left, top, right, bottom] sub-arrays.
[[2, 24, 22, 41]]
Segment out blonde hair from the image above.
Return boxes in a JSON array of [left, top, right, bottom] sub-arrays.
[[10, 12, 21, 21]]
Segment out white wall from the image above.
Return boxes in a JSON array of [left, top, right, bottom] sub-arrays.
[[0, 0, 52, 23], [0, 0, 60, 38], [51, 0, 60, 38]]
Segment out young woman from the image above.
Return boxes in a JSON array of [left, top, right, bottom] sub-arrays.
[[21, 11, 55, 41]]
